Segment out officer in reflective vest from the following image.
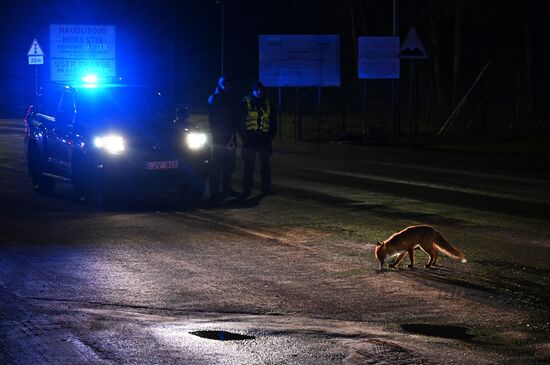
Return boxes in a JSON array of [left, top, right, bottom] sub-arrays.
[[239, 82, 277, 198]]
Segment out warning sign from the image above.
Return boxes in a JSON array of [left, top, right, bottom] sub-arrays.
[[27, 39, 44, 56], [399, 27, 428, 60]]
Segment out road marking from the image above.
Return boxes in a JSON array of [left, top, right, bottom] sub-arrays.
[[364, 160, 548, 185], [174, 212, 313, 250], [0, 160, 26, 171], [306, 168, 550, 205]]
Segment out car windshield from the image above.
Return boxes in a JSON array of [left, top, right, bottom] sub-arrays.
[[76, 86, 172, 123]]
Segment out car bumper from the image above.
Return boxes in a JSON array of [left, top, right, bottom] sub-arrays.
[[93, 150, 209, 191]]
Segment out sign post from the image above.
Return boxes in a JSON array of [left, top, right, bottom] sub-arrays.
[[27, 39, 44, 95], [398, 27, 428, 145], [259, 35, 341, 143], [357, 36, 400, 145]]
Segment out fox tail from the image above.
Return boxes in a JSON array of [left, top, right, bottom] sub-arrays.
[[434, 233, 467, 263]]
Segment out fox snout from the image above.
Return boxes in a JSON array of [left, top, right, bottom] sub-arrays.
[[374, 241, 386, 269]]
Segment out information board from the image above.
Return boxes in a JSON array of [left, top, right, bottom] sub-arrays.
[[358, 36, 400, 79], [49, 24, 116, 81], [259, 35, 340, 87]]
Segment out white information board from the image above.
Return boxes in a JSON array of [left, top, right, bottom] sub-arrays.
[[259, 35, 341, 87], [49, 24, 116, 81], [358, 36, 400, 79]]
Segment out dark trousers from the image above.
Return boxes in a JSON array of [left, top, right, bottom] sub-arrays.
[[209, 143, 236, 198], [242, 148, 272, 194]]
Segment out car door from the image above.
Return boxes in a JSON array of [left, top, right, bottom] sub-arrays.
[[48, 90, 76, 176], [31, 87, 63, 174]]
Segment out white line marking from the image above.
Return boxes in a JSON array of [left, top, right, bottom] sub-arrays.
[[305, 168, 550, 205], [366, 160, 549, 185], [174, 212, 312, 250]]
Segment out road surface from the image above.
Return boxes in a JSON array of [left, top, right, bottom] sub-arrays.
[[1, 118, 549, 364]]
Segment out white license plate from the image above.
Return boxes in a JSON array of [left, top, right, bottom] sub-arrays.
[[145, 160, 179, 170]]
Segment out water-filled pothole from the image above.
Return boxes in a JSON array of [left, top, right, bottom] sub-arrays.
[[189, 330, 255, 341], [400, 324, 475, 340]]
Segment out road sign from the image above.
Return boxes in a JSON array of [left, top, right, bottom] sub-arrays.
[[49, 24, 116, 81], [28, 56, 44, 65], [27, 39, 44, 56], [358, 36, 400, 79], [399, 27, 427, 59], [259, 35, 341, 87]]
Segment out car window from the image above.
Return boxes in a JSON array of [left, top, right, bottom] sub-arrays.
[[37, 88, 63, 117], [76, 87, 172, 123], [59, 92, 75, 114], [56, 92, 76, 125]]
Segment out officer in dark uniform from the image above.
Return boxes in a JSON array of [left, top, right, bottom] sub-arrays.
[[239, 82, 277, 198], [208, 76, 238, 201]]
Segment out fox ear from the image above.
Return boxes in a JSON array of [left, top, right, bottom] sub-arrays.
[[376, 241, 383, 246]]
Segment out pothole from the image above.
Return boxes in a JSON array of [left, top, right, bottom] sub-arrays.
[[400, 324, 475, 340], [189, 330, 255, 341]]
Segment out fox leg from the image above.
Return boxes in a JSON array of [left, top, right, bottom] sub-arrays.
[[425, 247, 438, 268], [407, 248, 415, 268], [390, 252, 407, 268]]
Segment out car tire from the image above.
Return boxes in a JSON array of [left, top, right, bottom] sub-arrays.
[[27, 143, 55, 194], [178, 175, 206, 205]]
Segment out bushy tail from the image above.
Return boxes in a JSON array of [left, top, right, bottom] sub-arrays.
[[434, 233, 467, 263]]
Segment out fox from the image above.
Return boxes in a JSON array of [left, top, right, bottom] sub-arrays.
[[374, 225, 467, 270]]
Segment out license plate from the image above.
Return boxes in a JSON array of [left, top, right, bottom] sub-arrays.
[[145, 160, 179, 170]]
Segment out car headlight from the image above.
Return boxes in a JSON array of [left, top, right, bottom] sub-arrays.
[[93, 135, 125, 154], [185, 132, 207, 150]]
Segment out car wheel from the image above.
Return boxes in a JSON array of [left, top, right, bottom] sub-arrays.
[[27, 143, 55, 194], [178, 175, 206, 205]]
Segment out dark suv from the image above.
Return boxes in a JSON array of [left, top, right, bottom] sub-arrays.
[[25, 82, 210, 205]]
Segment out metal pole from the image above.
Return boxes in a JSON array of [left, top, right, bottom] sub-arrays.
[[391, 0, 400, 146], [216, 1, 225, 75], [35, 66, 38, 96], [408, 59, 416, 146], [278, 87, 282, 140], [221, 1, 224, 75], [317, 86, 322, 144], [362, 80, 367, 145], [341, 85, 346, 137]]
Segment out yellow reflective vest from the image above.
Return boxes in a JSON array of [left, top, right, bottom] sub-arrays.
[[244, 96, 271, 133]]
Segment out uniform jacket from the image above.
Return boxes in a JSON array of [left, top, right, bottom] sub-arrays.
[[208, 87, 237, 145], [240, 93, 277, 151]]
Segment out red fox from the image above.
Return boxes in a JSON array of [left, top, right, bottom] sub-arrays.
[[375, 225, 467, 269]]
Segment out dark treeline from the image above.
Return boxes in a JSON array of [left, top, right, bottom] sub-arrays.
[[1, 0, 548, 139], [313, 0, 550, 136]]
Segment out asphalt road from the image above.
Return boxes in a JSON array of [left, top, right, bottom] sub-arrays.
[[1, 118, 549, 364]]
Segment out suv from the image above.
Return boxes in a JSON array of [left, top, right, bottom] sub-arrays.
[[25, 82, 210, 205]]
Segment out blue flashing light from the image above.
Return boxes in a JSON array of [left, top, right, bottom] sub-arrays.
[[82, 74, 99, 84]]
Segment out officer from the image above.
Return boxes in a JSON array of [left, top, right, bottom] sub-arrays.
[[239, 81, 277, 198], [208, 76, 238, 201]]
